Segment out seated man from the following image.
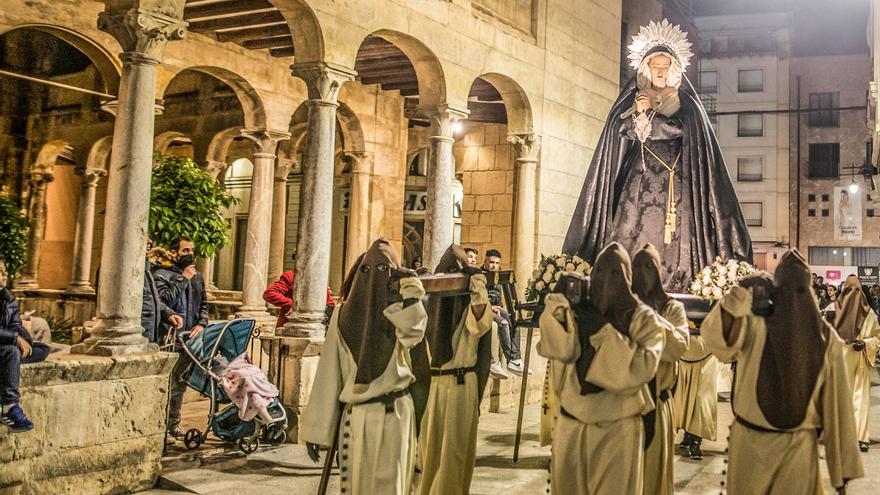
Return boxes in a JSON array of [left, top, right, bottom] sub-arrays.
[[0, 260, 49, 432], [481, 250, 529, 376]]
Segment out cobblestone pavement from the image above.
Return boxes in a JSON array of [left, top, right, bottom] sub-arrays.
[[146, 384, 880, 494]]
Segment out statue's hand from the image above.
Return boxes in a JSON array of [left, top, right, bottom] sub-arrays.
[[635, 92, 650, 113]]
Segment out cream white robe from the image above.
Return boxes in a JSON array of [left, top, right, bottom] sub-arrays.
[[840, 310, 880, 443], [537, 294, 667, 495], [300, 297, 428, 495], [703, 286, 863, 494], [672, 332, 718, 441], [644, 299, 689, 495], [418, 274, 493, 495]]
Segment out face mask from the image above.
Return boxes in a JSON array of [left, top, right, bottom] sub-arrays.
[[175, 254, 195, 270]]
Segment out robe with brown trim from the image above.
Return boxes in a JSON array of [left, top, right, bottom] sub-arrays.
[[703, 286, 863, 494]]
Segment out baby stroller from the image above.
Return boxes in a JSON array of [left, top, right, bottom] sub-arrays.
[[177, 318, 288, 454]]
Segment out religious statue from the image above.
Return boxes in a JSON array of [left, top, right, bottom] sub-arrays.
[[563, 19, 753, 292]]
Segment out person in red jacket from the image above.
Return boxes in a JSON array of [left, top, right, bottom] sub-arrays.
[[263, 255, 336, 328]]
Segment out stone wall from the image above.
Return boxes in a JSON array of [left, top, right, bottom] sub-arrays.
[[0, 352, 177, 494]]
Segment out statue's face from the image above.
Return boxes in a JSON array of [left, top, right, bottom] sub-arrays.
[[648, 54, 672, 88]]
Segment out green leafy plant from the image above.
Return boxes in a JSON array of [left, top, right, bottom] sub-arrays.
[[149, 155, 238, 258], [0, 193, 28, 278]]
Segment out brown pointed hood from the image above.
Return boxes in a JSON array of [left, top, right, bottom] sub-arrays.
[[424, 244, 472, 367], [834, 275, 870, 343], [589, 242, 639, 334], [338, 239, 400, 384], [757, 249, 828, 429], [632, 243, 671, 312]]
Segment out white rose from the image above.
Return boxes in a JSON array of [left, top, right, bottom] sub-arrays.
[[556, 257, 567, 266], [727, 259, 738, 268], [565, 262, 576, 271], [554, 271, 563, 281], [690, 281, 700, 292], [701, 267, 711, 276], [576, 263, 589, 274], [549, 282, 557, 291], [573, 256, 584, 264], [728, 267, 738, 279], [542, 271, 554, 283], [547, 265, 556, 274], [702, 287, 711, 297], [702, 274, 711, 285], [535, 281, 545, 291], [716, 275, 727, 287], [712, 286, 723, 299]]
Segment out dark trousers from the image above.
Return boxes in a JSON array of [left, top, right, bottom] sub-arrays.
[[493, 309, 521, 362], [166, 351, 190, 430], [1, 342, 50, 405]]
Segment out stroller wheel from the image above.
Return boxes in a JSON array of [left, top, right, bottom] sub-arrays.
[[184, 428, 203, 450], [239, 436, 260, 454], [268, 428, 287, 446]]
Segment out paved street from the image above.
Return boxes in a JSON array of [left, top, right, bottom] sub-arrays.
[[145, 381, 880, 494]]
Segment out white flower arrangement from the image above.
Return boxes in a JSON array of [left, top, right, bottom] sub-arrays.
[[526, 253, 592, 301], [689, 257, 756, 304]]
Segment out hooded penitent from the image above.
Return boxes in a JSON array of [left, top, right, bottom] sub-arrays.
[[424, 244, 472, 368], [632, 243, 671, 312], [835, 275, 871, 343], [562, 19, 752, 292], [757, 250, 827, 429], [337, 239, 403, 385]]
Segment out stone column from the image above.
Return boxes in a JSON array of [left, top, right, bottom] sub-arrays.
[[65, 168, 106, 295], [14, 170, 54, 289], [268, 158, 294, 280], [508, 133, 541, 289], [283, 62, 356, 337], [71, 6, 186, 356], [196, 160, 225, 293], [345, 151, 373, 271], [237, 130, 290, 318], [423, 106, 468, 269]]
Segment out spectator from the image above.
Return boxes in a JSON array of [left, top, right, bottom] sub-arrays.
[[482, 250, 530, 376], [464, 248, 479, 268], [869, 285, 880, 316], [263, 254, 336, 329], [0, 259, 49, 432], [153, 236, 209, 441], [142, 238, 182, 348]]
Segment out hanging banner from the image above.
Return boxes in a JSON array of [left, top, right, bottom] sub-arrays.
[[834, 187, 862, 241], [858, 265, 880, 285]]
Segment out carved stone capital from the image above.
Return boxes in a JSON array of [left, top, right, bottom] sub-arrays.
[[291, 62, 357, 103], [100, 98, 164, 116], [200, 160, 226, 179], [507, 133, 541, 163], [81, 168, 108, 187], [240, 128, 291, 155], [98, 7, 187, 62], [344, 151, 374, 174], [426, 104, 470, 139], [275, 158, 295, 181], [29, 170, 54, 187]]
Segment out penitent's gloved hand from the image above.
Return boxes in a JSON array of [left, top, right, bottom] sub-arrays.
[[399, 277, 426, 301], [306, 442, 321, 463]]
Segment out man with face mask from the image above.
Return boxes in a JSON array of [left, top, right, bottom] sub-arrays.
[[631, 244, 689, 495], [301, 239, 427, 495], [835, 275, 880, 452], [703, 251, 862, 494], [153, 236, 209, 441], [537, 242, 667, 494], [418, 244, 492, 495]]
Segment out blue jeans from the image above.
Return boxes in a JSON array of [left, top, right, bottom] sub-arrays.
[[493, 309, 521, 362], [1, 342, 50, 405]]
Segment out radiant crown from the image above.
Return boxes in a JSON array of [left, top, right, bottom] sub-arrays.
[[627, 19, 693, 72]]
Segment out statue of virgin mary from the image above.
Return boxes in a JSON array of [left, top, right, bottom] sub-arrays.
[[563, 19, 753, 292]]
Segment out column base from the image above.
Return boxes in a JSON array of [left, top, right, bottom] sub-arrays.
[[274, 335, 324, 443], [13, 278, 39, 290], [234, 310, 277, 333], [64, 283, 96, 296], [70, 340, 158, 356], [70, 318, 155, 356], [280, 311, 326, 337]]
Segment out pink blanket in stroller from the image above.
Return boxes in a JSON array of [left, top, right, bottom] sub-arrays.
[[218, 355, 279, 421]]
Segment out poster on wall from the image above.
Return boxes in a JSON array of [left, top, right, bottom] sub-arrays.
[[834, 186, 862, 241]]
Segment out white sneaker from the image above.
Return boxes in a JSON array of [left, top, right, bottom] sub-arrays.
[[490, 362, 510, 379], [507, 360, 533, 376]]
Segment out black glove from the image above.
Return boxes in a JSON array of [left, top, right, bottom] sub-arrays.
[[306, 442, 321, 463], [852, 340, 866, 352]]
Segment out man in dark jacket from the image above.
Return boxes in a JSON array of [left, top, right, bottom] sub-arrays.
[[153, 236, 209, 439], [143, 238, 183, 345], [0, 260, 49, 432]]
